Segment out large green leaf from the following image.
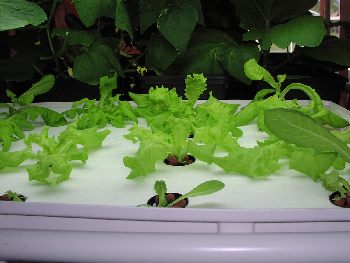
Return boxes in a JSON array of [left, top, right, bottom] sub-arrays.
[[157, 2, 198, 53], [145, 33, 178, 73], [52, 29, 98, 46], [188, 0, 204, 25], [115, 0, 133, 39], [231, 0, 319, 50], [72, 0, 115, 27], [172, 29, 233, 75], [219, 43, 260, 84], [0, 0, 47, 31], [73, 41, 122, 85], [139, 0, 167, 34], [264, 109, 350, 162], [269, 15, 325, 48], [301, 39, 350, 67], [231, 0, 318, 31]]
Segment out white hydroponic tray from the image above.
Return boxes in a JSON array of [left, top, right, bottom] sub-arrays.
[[1, 100, 350, 263]]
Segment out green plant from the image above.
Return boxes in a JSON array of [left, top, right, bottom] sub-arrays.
[[63, 74, 137, 129], [2, 190, 26, 202], [23, 124, 110, 185], [123, 63, 350, 200], [0, 0, 140, 86], [234, 59, 349, 130], [2, 0, 349, 98], [151, 179, 225, 207], [123, 73, 236, 178], [139, 0, 350, 86], [1, 75, 66, 151], [264, 108, 350, 198]]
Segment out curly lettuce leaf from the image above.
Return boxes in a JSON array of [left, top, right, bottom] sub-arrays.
[[193, 122, 239, 152], [63, 76, 136, 129], [168, 117, 192, 160], [124, 139, 169, 179], [213, 143, 285, 177], [25, 125, 110, 185], [195, 94, 239, 127], [0, 148, 33, 170], [123, 117, 216, 178], [320, 171, 350, 198], [289, 147, 337, 181], [185, 73, 207, 106], [22, 106, 67, 126], [67, 96, 135, 129], [133, 87, 189, 117], [98, 75, 117, 107], [58, 125, 111, 150], [0, 118, 25, 151], [27, 152, 75, 185]]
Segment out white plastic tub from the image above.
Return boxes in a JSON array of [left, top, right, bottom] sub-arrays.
[[1, 100, 350, 262]]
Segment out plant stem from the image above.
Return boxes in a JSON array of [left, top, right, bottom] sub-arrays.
[[45, 0, 64, 76]]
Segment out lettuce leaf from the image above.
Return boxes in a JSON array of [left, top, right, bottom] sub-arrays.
[[289, 147, 337, 181], [0, 148, 33, 170], [24, 125, 110, 185], [6, 75, 55, 106], [0, 118, 25, 151], [213, 143, 285, 177], [124, 138, 169, 179], [185, 73, 207, 106], [320, 171, 350, 198], [64, 75, 137, 129], [123, 117, 216, 178]]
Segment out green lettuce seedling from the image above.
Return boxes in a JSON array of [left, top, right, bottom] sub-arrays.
[[0, 148, 33, 170], [128, 73, 207, 133], [24, 125, 111, 185], [63, 75, 137, 129], [1, 75, 67, 151], [3, 190, 27, 202], [234, 59, 349, 130], [264, 108, 350, 195], [152, 180, 225, 207], [123, 117, 216, 179], [320, 171, 350, 199]]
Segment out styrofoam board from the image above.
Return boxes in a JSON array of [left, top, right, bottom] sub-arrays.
[[1, 100, 350, 218]]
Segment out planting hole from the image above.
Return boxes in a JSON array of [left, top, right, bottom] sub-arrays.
[[164, 154, 195, 166], [329, 191, 350, 208], [147, 193, 189, 208]]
